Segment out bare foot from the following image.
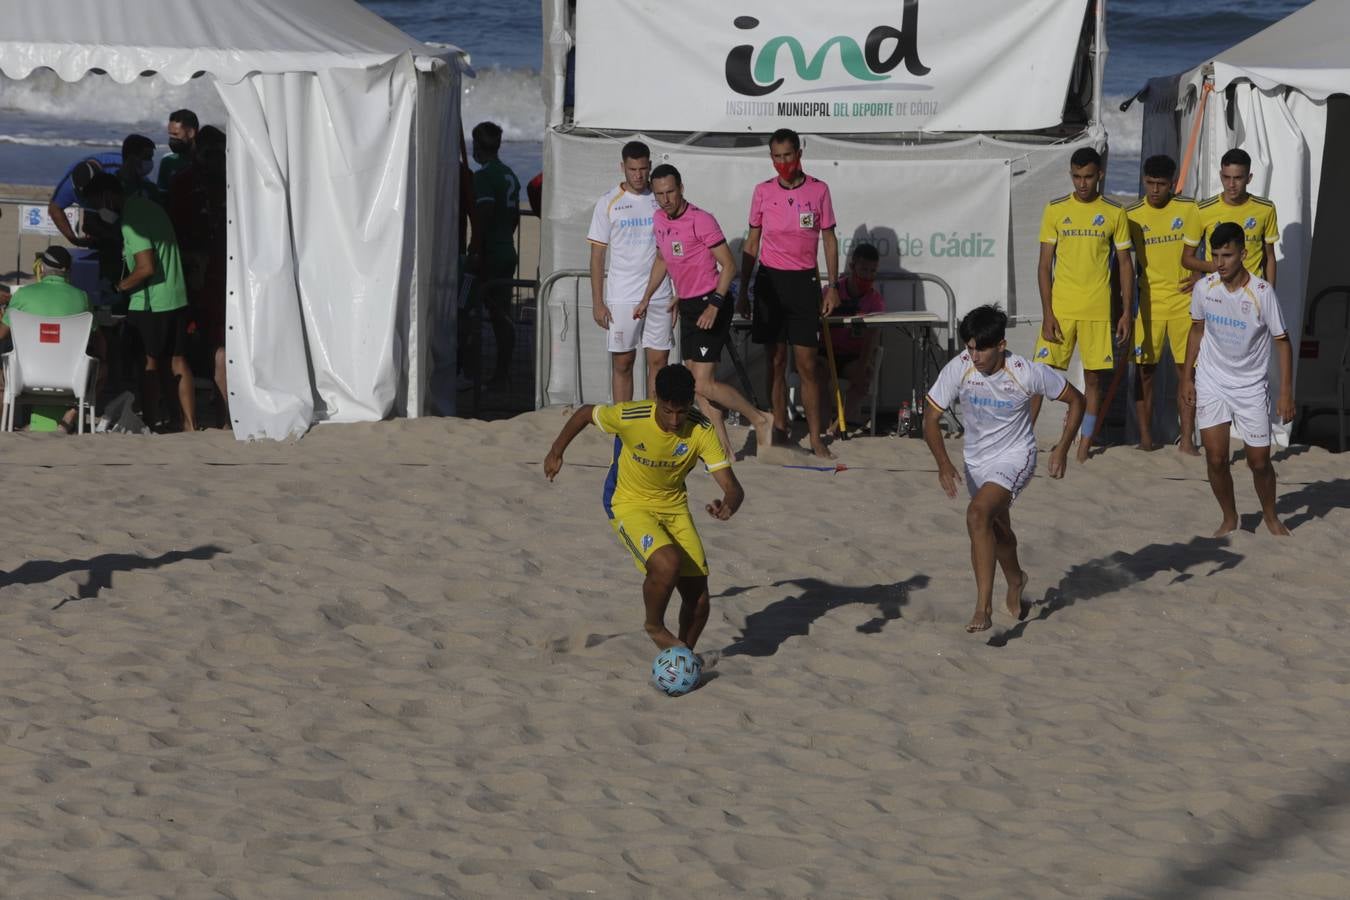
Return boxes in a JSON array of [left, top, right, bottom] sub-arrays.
[[1212, 517, 1239, 537], [1004, 570, 1030, 619], [1264, 517, 1292, 536], [751, 411, 775, 451], [1075, 439, 1091, 464], [1137, 441, 1160, 452], [1178, 442, 1201, 457], [966, 607, 993, 633], [809, 439, 837, 460]]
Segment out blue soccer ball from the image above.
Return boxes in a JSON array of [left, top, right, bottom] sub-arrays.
[[651, 646, 702, 696]]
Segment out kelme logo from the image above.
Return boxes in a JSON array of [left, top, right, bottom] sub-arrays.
[[725, 5, 930, 97]]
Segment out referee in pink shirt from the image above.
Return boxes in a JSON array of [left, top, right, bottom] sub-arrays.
[[741, 128, 841, 459], [638, 165, 774, 459]]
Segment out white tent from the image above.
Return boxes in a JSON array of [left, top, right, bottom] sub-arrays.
[[1172, 0, 1350, 431], [0, 0, 465, 439], [536, 0, 1110, 410]]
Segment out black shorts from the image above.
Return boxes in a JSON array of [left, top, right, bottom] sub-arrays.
[[678, 293, 733, 364], [128, 307, 190, 360], [751, 265, 821, 347]]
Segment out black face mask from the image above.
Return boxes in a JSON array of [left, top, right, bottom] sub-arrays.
[[168, 138, 191, 156]]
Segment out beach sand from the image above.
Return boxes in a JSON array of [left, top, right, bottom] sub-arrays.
[[1, 414, 1348, 897]]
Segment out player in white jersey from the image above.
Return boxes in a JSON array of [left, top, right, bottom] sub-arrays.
[[1180, 222, 1294, 537], [588, 141, 675, 402], [923, 305, 1085, 633]]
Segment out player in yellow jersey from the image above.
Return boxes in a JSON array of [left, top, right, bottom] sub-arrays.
[[544, 364, 744, 653], [1127, 155, 1202, 455], [1033, 147, 1135, 463], [1183, 148, 1279, 286]]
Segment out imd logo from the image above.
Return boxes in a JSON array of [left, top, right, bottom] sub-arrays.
[[725, 3, 930, 97]]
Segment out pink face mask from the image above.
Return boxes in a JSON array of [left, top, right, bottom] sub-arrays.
[[773, 159, 801, 181]]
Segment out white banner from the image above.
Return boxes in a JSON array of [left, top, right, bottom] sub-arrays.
[[575, 0, 1089, 133], [18, 204, 80, 237], [650, 154, 1010, 319]]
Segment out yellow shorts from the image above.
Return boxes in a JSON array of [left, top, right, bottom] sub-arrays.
[[1033, 318, 1116, 371], [1133, 312, 1191, 367], [609, 505, 709, 577]]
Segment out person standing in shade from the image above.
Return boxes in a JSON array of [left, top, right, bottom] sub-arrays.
[[588, 141, 674, 402], [1180, 223, 1293, 537], [741, 128, 840, 458], [470, 121, 521, 389], [638, 164, 773, 459], [1183, 148, 1279, 288], [84, 172, 196, 433], [1032, 147, 1134, 463], [1126, 154, 1202, 454], [157, 109, 199, 194]]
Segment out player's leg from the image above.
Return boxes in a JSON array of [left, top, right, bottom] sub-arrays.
[[1200, 422, 1239, 536], [643, 348, 669, 401], [1232, 403, 1290, 536], [1135, 364, 1158, 450], [683, 303, 773, 454], [1078, 368, 1110, 462], [641, 545, 684, 649], [1077, 321, 1117, 462], [992, 507, 1029, 618], [965, 481, 1014, 632], [793, 343, 833, 458], [640, 297, 675, 401], [1176, 362, 1199, 456], [611, 349, 636, 403], [674, 575, 711, 650], [751, 269, 790, 438], [768, 342, 789, 437], [1030, 317, 1075, 425]]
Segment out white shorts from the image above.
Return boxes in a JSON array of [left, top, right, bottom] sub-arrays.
[[1196, 382, 1270, 447], [606, 298, 675, 353], [964, 444, 1037, 501]]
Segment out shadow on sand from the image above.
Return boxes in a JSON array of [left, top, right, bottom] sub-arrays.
[[1238, 476, 1350, 533], [990, 537, 1243, 647], [720, 574, 931, 657], [0, 545, 227, 610]]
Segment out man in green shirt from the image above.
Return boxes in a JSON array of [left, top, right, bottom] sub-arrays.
[[471, 121, 521, 388], [157, 109, 199, 194], [0, 247, 97, 432], [85, 172, 197, 432]]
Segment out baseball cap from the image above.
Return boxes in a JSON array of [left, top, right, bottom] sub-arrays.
[[36, 246, 73, 269]]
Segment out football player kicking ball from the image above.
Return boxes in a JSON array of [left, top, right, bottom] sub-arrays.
[[1179, 222, 1293, 537], [923, 305, 1085, 633], [544, 364, 744, 651]]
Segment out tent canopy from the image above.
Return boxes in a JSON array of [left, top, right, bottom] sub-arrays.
[[1212, 0, 1350, 100], [0, 0, 453, 84]]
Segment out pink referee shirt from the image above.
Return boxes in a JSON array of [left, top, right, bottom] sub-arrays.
[[653, 202, 727, 300], [749, 174, 836, 271]]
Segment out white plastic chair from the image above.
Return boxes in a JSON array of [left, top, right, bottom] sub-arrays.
[[2, 310, 98, 434]]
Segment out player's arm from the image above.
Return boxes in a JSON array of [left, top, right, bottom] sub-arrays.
[[1115, 246, 1135, 345], [1049, 383, 1085, 478], [1263, 243, 1277, 289], [638, 254, 669, 316], [48, 197, 86, 246], [694, 242, 736, 330], [1037, 242, 1060, 342], [706, 466, 744, 521], [118, 248, 158, 293], [1274, 334, 1294, 423], [1181, 243, 1217, 275], [820, 228, 840, 315], [922, 397, 960, 498], [544, 404, 596, 481], [739, 225, 762, 317], [589, 242, 611, 329], [1178, 318, 1205, 409]]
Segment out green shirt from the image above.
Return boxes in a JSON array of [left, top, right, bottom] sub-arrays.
[[157, 153, 190, 193], [473, 158, 521, 267], [3, 273, 91, 325], [121, 194, 188, 312]]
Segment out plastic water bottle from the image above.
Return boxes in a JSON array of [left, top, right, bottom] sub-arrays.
[[896, 402, 911, 437]]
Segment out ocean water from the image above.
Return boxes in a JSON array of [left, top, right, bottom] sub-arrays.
[[0, 0, 1314, 195]]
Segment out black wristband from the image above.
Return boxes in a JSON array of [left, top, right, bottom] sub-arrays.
[[707, 291, 726, 309]]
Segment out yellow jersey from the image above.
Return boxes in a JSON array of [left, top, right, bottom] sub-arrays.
[[1127, 196, 1200, 320], [594, 401, 729, 514], [1039, 193, 1132, 321], [1195, 193, 1278, 277]]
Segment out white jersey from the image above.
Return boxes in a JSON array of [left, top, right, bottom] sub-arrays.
[[587, 185, 672, 304], [1190, 272, 1286, 395], [927, 351, 1067, 469]]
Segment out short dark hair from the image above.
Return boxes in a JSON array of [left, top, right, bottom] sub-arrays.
[[958, 304, 1008, 350], [1142, 155, 1177, 180], [1209, 221, 1245, 252], [472, 121, 503, 155], [650, 163, 682, 187], [122, 133, 155, 158], [654, 364, 696, 405], [169, 109, 199, 131], [1220, 148, 1251, 171], [769, 128, 800, 152], [84, 171, 123, 200], [621, 140, 650, 162], [851, 242, 880, 263], [1070, 147, 1102, 169]]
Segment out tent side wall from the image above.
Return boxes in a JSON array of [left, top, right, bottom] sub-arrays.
[[415, 61, 461, 417]]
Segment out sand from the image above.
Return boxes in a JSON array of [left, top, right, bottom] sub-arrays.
[[1, 414, 1348, 897]]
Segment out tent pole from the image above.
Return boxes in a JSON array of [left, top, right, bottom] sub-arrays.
[[1177, 79, 1214, 195]]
